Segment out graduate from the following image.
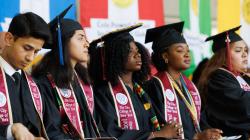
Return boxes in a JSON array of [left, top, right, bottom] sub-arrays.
[[89, 24, 182, 140], [0, 12, 66, 140], [32, 5, 101, 139], [144, 21, 223, 140], [198, 26, 250, 140]]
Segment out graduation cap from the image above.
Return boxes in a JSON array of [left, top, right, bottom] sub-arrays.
[[45, 4, 83, 66], [145, 21, 186, 52], [205, 25, 242, 53], [88, 23, 143, 58], [89, 23, 142, 81], [205, 25, 242, 72], [91, 23, 143, 45]]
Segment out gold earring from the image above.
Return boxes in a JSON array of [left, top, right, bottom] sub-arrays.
[[165, 59, 168, 64]]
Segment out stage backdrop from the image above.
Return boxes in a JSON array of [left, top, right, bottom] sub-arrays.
[[0, 0, 77, 71], [179, 0, 212, 78], [217, 0, 250, 67], [79, 0, 164, 53]]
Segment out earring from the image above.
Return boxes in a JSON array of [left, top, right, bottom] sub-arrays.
[[165, 59, 168, 64]]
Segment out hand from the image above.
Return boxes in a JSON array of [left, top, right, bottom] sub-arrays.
[[154, 121, 183, 139], [193, 128, 223, 140], [11, 123, 45, 140], [34, 137, 45, 140]]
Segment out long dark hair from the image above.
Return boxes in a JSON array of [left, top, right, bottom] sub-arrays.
[[104, 36, 150, 85], [192, 58, 209, 86], [88, 43, 105, 86], [32, 30, 90, 88], [134, 41, 151, 83], [197, 47, 226, 105]]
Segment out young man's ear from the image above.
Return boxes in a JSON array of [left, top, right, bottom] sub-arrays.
[[4, 32, 14, 47]]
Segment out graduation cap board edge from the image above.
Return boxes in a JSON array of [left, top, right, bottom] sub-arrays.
[[90, 23, 143, 45], [44, 4, 73, 65], [205, 25, 242, 72], [144, 21, 185, 44], [144, 21, 186, 53], [88, 23, 143, 81], [205, 25, 241, 42]]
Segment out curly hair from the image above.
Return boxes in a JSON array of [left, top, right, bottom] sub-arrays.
[[104, 34, 151, 85], [88, 43, 106, 86], [134, 41, 151, 83]]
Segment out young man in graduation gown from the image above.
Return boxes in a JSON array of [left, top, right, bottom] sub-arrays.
[[198, 26, 250, 140], [0, 12, 66, 140], [144, 21, 223, 140]]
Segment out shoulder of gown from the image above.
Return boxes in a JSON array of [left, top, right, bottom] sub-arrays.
[[93, 81, 152, 140], [32, 75, 70, 139], [206, 68, 250, 131]]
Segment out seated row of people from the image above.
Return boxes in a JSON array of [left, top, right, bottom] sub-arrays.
[[1, 4, 250, 140]]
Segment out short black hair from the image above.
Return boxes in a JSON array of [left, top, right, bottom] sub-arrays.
[[151, 47, 167, 72], [8, 12, 51, 43]]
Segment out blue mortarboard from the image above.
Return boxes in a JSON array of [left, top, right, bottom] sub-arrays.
[[44, 4, 83, 66]]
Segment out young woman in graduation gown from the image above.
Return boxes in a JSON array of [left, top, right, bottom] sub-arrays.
[[32, 5, 101, 140], [144, 21, 223, 140], [198, 26, 250, 140], [89, 24, 182, 140]]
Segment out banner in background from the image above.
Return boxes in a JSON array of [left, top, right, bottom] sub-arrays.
[[217, 0, 250, 67], [179, 0, 212, 78], [0, 0, 76, 31], [0, 0, 77, 71], [79, 0, 164, 53]]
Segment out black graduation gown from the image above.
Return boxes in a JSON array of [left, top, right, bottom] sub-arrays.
[[243, 74, 250, 85], [36, 75, 100, 139], [145, 77, 197, 140], [93, 81, 153, 140], [204, 69, 250, 140], [0, 72, 65, 140]]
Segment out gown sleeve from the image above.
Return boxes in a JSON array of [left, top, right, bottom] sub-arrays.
[[143, 78, 167, 126], [206, 69, 250, 134], [0, 125, 8, 139]]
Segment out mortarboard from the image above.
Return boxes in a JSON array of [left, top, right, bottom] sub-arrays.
[[89, 23, 143, 81], [91, 23, 142, 45], [44, 4, 83, 66], [145, 21, 186, 53], [205, 25, 242, 72], [205, 25, 242, 53]]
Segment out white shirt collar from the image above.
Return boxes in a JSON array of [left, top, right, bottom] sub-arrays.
[[0, 56, 21, 76]]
